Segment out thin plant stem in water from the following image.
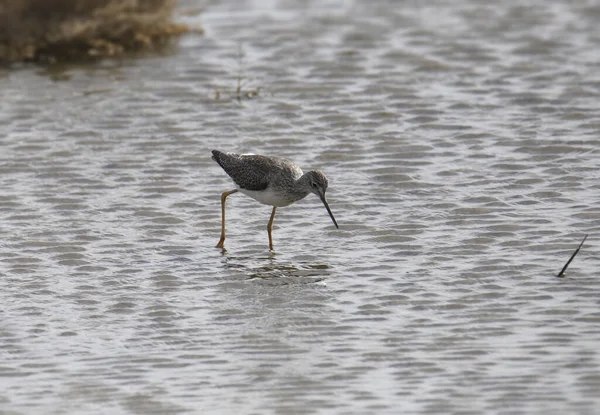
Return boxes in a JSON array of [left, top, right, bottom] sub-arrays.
[[236, 43, 244, 101], [557, 234, 588, 278]]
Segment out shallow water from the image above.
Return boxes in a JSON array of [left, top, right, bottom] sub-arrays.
[[1, 0, 600, 414]]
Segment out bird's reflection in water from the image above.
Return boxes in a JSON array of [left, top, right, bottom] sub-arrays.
[[247, 263, 330, 283], [220, 251, 331, 284]]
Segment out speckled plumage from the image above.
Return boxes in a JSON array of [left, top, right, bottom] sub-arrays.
[[212, 150, 328, 207], [212, 149, 338, 250]]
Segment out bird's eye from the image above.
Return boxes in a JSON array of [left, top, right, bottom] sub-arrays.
[[311, 182, 317, 187]]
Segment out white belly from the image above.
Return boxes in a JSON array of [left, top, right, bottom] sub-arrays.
[[239, 187, 293, 207]]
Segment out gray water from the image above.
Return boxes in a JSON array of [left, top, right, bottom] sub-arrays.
[[1, 0, 600, 414]]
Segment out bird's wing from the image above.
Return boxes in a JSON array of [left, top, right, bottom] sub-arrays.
[[213, 151, 275, 191]]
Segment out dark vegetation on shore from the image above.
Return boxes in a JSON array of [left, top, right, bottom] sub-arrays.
[[0, 0, 191, 62]]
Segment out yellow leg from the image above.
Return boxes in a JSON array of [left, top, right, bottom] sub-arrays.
[[216, 189, 238, 248], [267, 206, 277, 250]]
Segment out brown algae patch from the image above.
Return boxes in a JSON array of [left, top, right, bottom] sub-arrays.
[[0, 0, 196, 62]]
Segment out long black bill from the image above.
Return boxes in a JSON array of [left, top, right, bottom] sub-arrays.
[[319, 194, 339, 229]]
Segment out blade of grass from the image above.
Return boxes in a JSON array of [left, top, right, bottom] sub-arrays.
[[557, 234, 588, 278]]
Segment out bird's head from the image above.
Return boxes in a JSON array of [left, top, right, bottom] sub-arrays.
[[306, 170, 329, 198], [306, 170, 338, 229]]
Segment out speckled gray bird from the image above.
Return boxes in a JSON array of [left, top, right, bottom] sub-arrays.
[[212, 150, 339, 250]]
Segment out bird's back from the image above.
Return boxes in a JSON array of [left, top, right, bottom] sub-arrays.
[[212, 150, 303, 192]]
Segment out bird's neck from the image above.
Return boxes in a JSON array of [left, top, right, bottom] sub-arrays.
[[289, 173, 312, 200]]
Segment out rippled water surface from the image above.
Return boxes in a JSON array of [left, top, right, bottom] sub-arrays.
[[2, 0, 600, 413]]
